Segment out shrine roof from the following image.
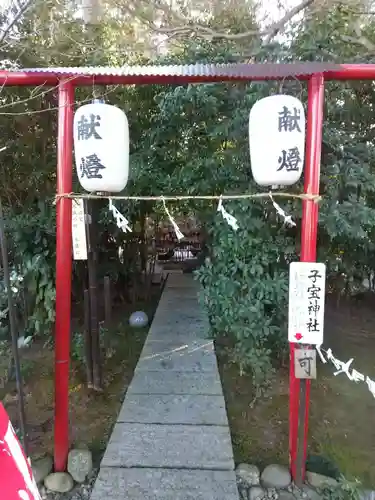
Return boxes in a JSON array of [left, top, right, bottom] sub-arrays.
[[21, 62, 338, 78], [0, 62, 375, 85]]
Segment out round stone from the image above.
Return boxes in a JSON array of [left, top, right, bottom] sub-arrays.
[[68, 448, 93, 483], [249, 486, 266, 500], [278, 492, 297, 500], [31, 455, 53, 484], [236, 463, 261, 487], [129, 311, 149, 328], [261, 464, 292, 489], [44, 472, 74, 493], [306, 471, 337, 489]]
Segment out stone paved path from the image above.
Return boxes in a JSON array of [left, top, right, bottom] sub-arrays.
[[90, 274, 239, 500]]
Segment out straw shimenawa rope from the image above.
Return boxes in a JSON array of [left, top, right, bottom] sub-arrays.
[[54, 192, 321, 204]]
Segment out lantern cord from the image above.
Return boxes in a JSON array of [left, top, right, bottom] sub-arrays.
[[92, 75, 98, 100], [161, 197, 185, 241], [54, 191, 321, 203], [269, 193, 296, 227], [278, 75, 303, 98], [217, 196, 239, 231]]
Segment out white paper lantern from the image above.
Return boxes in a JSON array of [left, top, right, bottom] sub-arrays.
[[249, 94, 305, 186], [73, 100, 129, 192]]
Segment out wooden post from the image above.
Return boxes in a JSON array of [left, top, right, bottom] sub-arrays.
[[83, 289, 94, 389], [84, 199, 102, 392], [104, 276, 111, 327], [0, 198, 28, 456]]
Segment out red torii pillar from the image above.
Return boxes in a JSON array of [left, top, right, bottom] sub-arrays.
[[54, 78, 74, 472], [289, 74, 325, 483]]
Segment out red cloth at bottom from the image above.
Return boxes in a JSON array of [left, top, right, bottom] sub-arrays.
[[0, 403, 41, 499]]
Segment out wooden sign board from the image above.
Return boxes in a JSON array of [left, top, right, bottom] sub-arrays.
[[294, 348, 317, 379], [72, 199, 87, 260], [288, 262, 326, 345]]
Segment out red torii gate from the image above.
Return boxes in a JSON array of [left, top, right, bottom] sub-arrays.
[[0, 62, 373, 483]]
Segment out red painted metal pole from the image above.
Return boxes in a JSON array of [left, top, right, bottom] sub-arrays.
[[54, 79, 74, 472], [290, 74, 325, 482]]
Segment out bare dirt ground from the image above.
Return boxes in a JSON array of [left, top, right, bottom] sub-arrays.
[[218, 295, 375, 488]]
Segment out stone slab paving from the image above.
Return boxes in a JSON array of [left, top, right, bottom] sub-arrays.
[[127, 370, 223, 395], [155, 300, 206, 318], [90, 273, 239, 500], [158, 290, 201, 302], [156, 295, 200, 307], [101, 423, 234, 469], [90, 468, 239, 500], [152, 316, 208, 330], [117, 394, 228, 425], [136, 339, 218, 372], [143, 323, 210, 340]]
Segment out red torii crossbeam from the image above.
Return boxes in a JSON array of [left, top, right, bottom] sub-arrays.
[[0, 62, 374, 481]]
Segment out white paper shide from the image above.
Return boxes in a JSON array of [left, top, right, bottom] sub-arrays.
[[249, 95, 305, 186], [288, 262, 326, 345], [316, 344, 375, 401], [72, 199, 87, 260], [73, 100, 129, 192]]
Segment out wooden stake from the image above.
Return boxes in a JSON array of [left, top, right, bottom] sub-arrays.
[[83, 289, 94, 389], [0, 198, 28, 455], [84, 199, 102, 391], [104, 276, 111, 327]]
